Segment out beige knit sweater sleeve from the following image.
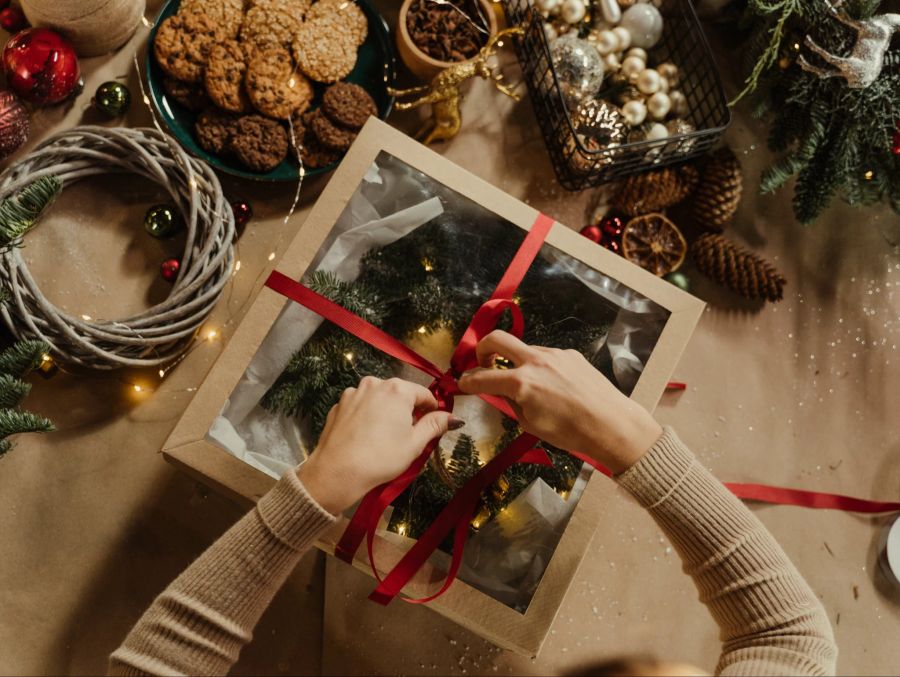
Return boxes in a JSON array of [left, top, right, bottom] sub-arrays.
[[109, 428, 836, 676], [617, 428, 837, 676]]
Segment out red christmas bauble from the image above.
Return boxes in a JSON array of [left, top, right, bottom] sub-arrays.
[[0, 88, 29, 160], [579, 224, 602, 243], [600, 215, 624, 238], [230, 199, 252, 232], [2, 28, 81, 105], [160, 257, 181, 283], [0, 6, 27, 32]]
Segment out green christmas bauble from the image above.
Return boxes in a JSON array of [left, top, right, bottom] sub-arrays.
[[94, 81, 131, 117], [144, 204, 181, 238], [664, 271, 690, 291]]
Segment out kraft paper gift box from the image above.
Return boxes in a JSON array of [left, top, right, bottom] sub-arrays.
[[162, 118, 704, 656]]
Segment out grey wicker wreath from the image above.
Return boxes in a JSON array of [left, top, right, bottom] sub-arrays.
[[0, 126, 235, 370]]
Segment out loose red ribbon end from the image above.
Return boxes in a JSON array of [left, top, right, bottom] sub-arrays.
[[666, 381, 687, 391]]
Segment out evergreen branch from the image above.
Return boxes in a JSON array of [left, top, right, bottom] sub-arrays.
[[0, 176, 63, 250], [0, 339, 49, 377], [0, 408, 54, 453], [730, 0, 802, 105], [0, 373, 30, 409]]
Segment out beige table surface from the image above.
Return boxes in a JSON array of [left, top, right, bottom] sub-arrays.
[[1, 3, 899, 675]]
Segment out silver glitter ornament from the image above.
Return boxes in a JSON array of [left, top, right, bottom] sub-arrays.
[[798, 0, 900, 89], [550, 34, 606, 108], [665, 119, 696, 156]]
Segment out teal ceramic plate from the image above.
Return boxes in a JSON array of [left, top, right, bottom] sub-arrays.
[[145, 0, 395, 181]]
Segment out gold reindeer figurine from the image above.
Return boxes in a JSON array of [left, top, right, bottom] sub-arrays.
[[388, 26, 525, 145]]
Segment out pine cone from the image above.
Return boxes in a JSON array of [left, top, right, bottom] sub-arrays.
[[693, 233, 786, 302], [691, 147, 743, 233], [611, 165, 699, 216]]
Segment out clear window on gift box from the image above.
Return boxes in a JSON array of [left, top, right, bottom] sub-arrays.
[[207, 151, 670, 612]]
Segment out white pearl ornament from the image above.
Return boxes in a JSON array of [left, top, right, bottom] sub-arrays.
[[611, 26, 631, 51], [625, 47, 647, 62], [621, 99, 647, 126], [646, 122, 669, 142], [621, 55, 645, 78], [603, 53, 620, 71], [560, 0, 586, 24], [595, 29, 619, 55], [536, 0, 560, 13], [647, 91, 671, 119], [598, 0, 621, 23], [620, 3, 664, 48], [636, 68, 661, 94], [669, 90, 688, 117]]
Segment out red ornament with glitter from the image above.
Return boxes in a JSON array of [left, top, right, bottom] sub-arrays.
[[0, 88, 29, 160], [160, 257, 181, 283], [0, 6, 27, 32], [2, 28, 81, 105], [580, 217, 623, 253]]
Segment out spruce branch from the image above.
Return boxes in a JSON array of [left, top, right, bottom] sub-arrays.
[[0, 374, 30, 409], [0, 176, 63, 250], [0, 409, 54, 456], [0, 339, 49, 377]]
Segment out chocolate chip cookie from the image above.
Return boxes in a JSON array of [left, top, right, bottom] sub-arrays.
[[230, 114, 289, 172], [180, 0, 244, 38], [163, 76, 210, 111], [205, 40, 253, 113], [195, 108, 240, 154], [245, 47, 314, 119], [154, 11, 224, 83], [308, 108, 356, 151], [321, 82, 376, 130]]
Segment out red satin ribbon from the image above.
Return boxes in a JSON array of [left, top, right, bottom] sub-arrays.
[[264, 211, 900, 606]]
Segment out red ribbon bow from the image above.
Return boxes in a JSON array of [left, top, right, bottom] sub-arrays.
[[265, 212, 900, 607]]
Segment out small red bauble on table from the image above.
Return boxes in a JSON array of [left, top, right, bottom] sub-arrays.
[[0, 5, 27, 33], [160, 258, 181, 283], [2, 28, 81, 105], [579, 215, 625, 254], [0, 88, 29, 160], [230, 199, 252, 236]]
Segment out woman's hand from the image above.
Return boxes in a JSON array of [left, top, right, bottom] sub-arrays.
[[457, 331, 662, 474], [297, 377, 463, 514]]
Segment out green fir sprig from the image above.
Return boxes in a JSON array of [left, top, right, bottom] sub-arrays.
[[0, 176, 63, 249], [735, 0, 900, 222]]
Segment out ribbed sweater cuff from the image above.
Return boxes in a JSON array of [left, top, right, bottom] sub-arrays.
[[616, 426, 695, 507], [256, 470, 337, 551]]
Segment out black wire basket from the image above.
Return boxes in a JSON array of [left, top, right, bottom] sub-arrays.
[[502, 0, 731, 190]]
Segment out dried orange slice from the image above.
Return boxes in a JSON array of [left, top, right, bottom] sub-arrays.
[[621, 213, 687, 276]]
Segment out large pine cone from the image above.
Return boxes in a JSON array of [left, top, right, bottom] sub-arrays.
[[693, 233, 786, 302], [691, 147, 743, 232], [611, 165, 699, 216]]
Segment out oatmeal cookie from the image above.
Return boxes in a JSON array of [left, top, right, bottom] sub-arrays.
[[180, 0, 244, 37], [240, 5, 303, 51], [293, 16, 358, 83], [307, 0, 367, 45]]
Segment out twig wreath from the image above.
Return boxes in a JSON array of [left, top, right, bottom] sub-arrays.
[[0, 126, 235, 370]]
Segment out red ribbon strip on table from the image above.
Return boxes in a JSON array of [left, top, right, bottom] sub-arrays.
[[265, 212, 900, 606]]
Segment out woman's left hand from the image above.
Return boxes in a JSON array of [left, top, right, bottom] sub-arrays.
[[297, 376, 462, 514]]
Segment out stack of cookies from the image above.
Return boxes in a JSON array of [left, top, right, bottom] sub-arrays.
[[153, 0, 378, 173]]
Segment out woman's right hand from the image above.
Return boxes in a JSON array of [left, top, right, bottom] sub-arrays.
[[457, 331, 662, 474]]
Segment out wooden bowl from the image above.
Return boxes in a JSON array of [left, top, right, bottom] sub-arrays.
[[396, 0, 498, 82]]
